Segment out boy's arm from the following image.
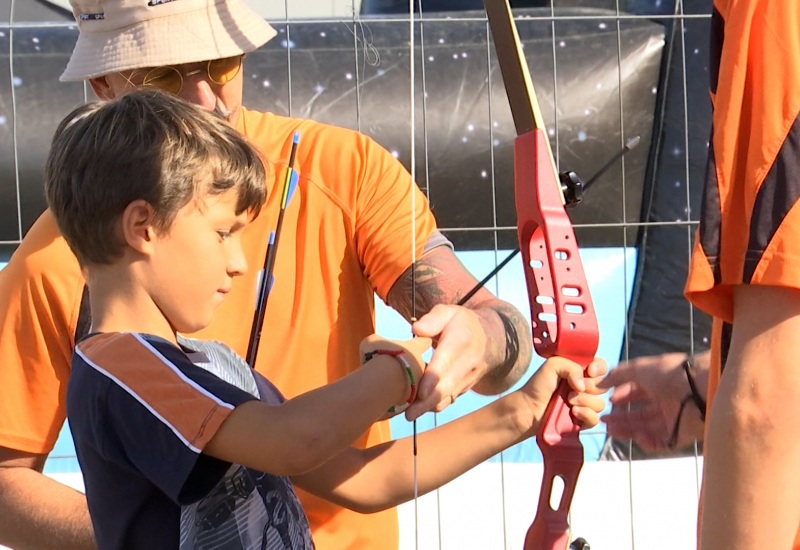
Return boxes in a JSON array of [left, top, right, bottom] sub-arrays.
[[0, 448, 95, 550], [700, 285, 800, 549], [387, 245, 533, 420], [292, 356, 605, 513], [203, 348, 426, 476]]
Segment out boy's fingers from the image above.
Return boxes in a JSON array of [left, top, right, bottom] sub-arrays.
[[568, 392, 606, 414], [547, 356, 586, 392], [585, 358, 608, 378], [582, 374, 611, 395], [569, 406, 601, 428], [547, 356, 608, 393]]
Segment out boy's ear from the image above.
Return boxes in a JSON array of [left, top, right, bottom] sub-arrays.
[[121, 200, 156, 255]]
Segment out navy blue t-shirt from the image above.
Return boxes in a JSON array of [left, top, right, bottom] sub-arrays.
[[68, 332, 314, 549]]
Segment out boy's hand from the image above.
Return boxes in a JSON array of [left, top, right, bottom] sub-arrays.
[[520, 356, 607, 434]]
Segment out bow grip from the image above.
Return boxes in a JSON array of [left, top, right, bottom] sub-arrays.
[[524, 380, 586, 550], [514, 129, 600, 549]]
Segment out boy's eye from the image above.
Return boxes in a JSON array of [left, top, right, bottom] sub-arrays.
[[217, 231, 232, 240]]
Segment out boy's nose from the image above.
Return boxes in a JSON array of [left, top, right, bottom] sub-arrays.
[[228, 240, 248, 277]]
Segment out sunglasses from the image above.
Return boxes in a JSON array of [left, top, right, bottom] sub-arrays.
[[124, 55, 244, 95]]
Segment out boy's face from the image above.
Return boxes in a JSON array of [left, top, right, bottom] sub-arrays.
[[146, 188, 249, 334]]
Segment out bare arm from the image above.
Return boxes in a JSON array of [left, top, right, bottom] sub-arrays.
[[204, 338, 430, 477], [0, 447, 95, 550], [700, 285, 800, 549], [387, 245, 533, 419], [292, 356, 606, 513]]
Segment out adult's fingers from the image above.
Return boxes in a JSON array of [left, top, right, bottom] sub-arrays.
[[597, 360, 639, 390]]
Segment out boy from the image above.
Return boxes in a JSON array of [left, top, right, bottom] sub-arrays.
[[46, 90, 606, 549]]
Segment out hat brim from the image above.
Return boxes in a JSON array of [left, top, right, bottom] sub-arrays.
[[60, 0, 277, 81]]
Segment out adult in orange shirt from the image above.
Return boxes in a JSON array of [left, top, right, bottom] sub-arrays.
[[0, 1, 532, 549], [685, 1, 800, 548]]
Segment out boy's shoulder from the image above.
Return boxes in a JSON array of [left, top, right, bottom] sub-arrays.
[[75, 333, 266, 400], [175, 337, 285, 404], [176, 336, 259, 397]]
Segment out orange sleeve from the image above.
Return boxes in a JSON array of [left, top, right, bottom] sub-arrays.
[[0, 211, 85, 454], [685, 1, 800, 321], [353, 135, 438, 301]]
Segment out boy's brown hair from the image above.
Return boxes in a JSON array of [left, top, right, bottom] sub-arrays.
[[45, 89, 267, 266]]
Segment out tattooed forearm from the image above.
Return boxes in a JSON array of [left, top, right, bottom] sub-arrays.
[[386, 249, 459, 320], [387, 246, 533, 394], [474, 300, 532, 395]]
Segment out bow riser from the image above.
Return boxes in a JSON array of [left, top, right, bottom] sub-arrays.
[[515, 130, 599, 364], [514, 129, 600, 550]]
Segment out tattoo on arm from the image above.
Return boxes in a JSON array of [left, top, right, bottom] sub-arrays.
[[477, 301, 530, 394], [498, 307, 522, 375], [386, 255, 451, 321], [387, 247, 533, 393]]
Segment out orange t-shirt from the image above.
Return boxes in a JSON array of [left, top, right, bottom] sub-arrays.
[[0, 108, 439, 549], [685, 1, 800, 547]]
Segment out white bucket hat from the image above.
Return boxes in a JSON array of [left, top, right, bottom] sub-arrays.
[[60, 0, 277, 81]]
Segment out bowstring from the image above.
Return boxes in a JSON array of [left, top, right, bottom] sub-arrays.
[[407, 2, 420, 547], [349, 2, 423, 545], [412, 1, 450, 547], [483, 9, 510, 546]]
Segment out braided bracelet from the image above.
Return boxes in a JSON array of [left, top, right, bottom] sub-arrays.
[[667, 357, 707, 449], [363, 349, 417, 414], [668, 394, 694, 450], [682, 357, 707, 421]]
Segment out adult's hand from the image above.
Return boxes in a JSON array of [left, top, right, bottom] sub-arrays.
[[386, 245, 532, 421], [406, 304, 488, 418], [598, 350, 708, 453]]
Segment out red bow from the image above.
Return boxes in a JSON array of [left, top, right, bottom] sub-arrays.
[[483, 2, 600, 548]]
